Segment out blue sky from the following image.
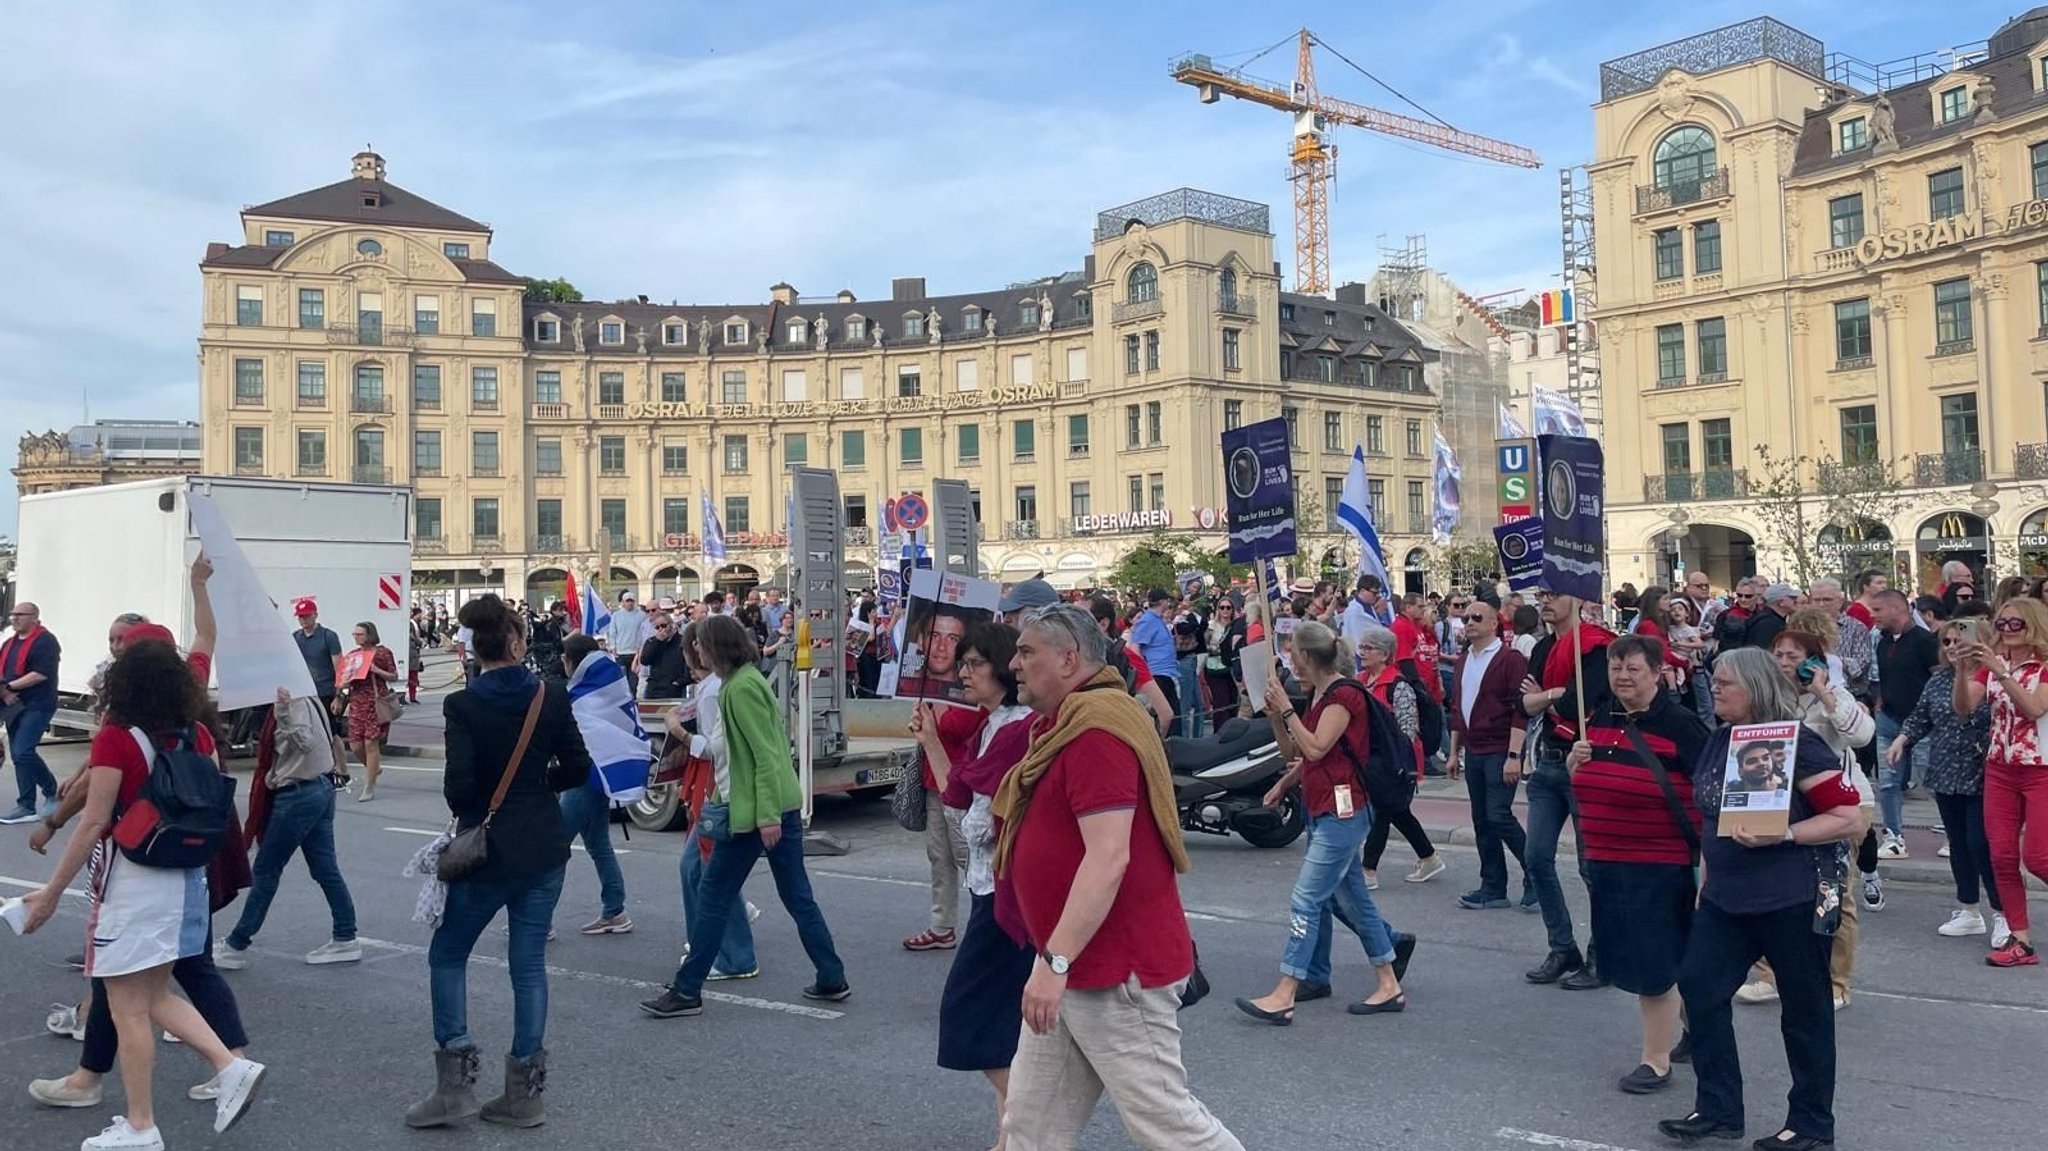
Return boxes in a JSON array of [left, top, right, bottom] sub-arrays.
[[0, 1, 2013, 533]]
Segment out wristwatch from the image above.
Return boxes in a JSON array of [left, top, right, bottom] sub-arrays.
[[1506, 751, 1523, 760], [1041, 950, 1072, 975]]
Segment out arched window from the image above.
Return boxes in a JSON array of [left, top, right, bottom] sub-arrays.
[[1219, 266, 1238, 303], [1126, 262, 1158, 303], [1652, 127, 1716, 190]]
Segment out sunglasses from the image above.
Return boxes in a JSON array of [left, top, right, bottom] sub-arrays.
[[1464, 614, 1491, 624], [1995, 617, 2026, 632]]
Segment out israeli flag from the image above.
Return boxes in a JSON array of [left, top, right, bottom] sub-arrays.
[[579, 580, 611, 638], [701, 493, 728, 562], [1432, 428, 1463, 544], [1337, 445, 1394, 594], [566, 651, 649, 804]]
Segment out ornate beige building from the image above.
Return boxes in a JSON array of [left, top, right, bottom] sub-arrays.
[[198, 154, 1444, 602], [14, 420, 202, 498], [1595, 12, 2048, 589]]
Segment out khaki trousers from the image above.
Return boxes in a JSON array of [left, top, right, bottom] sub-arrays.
[[1004, 976, 1243, 1151], [1751, 893, 1859, 1001], [925, 793, 969, 932]]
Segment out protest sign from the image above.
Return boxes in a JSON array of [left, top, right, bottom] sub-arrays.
[[891, 567, 999, 707]]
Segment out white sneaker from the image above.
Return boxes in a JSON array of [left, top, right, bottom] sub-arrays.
[[1876, 833, 1908, 860], [1406, 855, 1448, 883], [1364, 870, 1381, 890], [46, 1003, 85, 1041], [1993, 913, 2014, 948], [305, 939, 363, 965], [161, 1031, 181, 1044], [29, 1075, 102, 1108], [1938, 842, 1951, 858], [747, 900, 762, 923], [188, 1070, 221, 1101], [1939, 908, 1988, 937], [1734, 979, 1779, 1005], [212, 938, 249, 970], [210, 1057, 265, 1133], [82, 1117, 163, 1150], [1832, 994, 1849, 1012]]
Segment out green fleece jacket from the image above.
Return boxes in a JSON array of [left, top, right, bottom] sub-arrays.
[[719, 664, 803, 831]]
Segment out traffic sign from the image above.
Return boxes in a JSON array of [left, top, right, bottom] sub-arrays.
[[895, 492, 930, 532]]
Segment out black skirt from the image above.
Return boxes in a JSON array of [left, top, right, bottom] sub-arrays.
[[1586, 859, 1696, 997], [937, 892, 1035, 1072]]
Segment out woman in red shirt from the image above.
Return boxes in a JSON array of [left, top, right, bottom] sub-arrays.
[[336, 621, 398, 802], [1952, 595, 2048, 967], [1233, 621, 1414, 1024]]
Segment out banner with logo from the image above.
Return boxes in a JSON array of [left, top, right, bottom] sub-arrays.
[[1222, 417, 1298, 563], [1493, 518, 1546, 592], [1537, 434, 1605, 601]]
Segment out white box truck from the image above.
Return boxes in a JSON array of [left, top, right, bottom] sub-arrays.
[[16, 476, 413, 729]]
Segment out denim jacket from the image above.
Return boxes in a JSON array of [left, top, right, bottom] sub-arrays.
[[1896, 666, 1990, 796]]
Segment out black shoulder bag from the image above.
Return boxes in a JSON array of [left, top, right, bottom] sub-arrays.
[[1619, 714, 1700, 864]]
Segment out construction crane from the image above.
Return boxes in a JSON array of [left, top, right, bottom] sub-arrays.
[[1173, 29, 1541, 295]]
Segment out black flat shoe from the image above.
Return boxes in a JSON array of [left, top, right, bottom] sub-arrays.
[[1231, 996, 1294, 1026], [1752, 1135, 1831, 1151], [1525, 948, 1584, 985], [638, 988, 702, 1018], [1346, 994, 1406, 1015], [1657, 1113, 1744, 1144], [1391, 933, 1417, 982], [1559, 965, 1611, 991], [1618, 1063, 1673, 1094], [1294, 982, 1333, 1002]]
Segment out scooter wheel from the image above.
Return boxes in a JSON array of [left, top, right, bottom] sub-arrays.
[[1239, 794, 1305, 849]]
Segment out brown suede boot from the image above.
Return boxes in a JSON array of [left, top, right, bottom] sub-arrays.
[[403, 1047, 480, 1128], [479, 1050, 547, 1128]]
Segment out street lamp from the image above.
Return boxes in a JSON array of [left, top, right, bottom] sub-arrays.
[[1667, 507, 1690, 577]]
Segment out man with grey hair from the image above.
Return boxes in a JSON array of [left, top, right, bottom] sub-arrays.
[[995, 604, 1239, 1151], [1743, 583, 1798, 651], [1807, 578, 1872, 700]]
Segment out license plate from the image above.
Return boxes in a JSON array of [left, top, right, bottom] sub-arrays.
[[861, 760, 906, 787]]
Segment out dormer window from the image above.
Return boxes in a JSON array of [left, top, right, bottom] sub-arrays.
[[443, 242, 470, 259], [786, 318, 808, 345], [1019, 301, 1039, 328], [1940, 86, 1969, 124], [1074, 293, 1092, 320], [963, 309, 983, 332], [724, 321, 748, 345], [663, 322, 687, 345], [599, 320, 624, 346], [356, 238, 383, 257], [1323, 311, 1335, 327], [264, 230, 295, 247], [534, 318, 559, 343], [903, 312, 926, 339], [1837, 117, 1867, 153], [1281, 302, 1296, 323], [361, 191, 381, 208], [2039, 56, 2048, 93], [845, 316, 866, 341]]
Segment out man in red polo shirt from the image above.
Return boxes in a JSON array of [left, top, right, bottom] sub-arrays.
[[996, 604, 1241, 1151]]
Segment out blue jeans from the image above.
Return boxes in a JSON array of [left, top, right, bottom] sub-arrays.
[[681, 825, 755, 972], [430, 867, 565, 1059], [1463, 752, 1528, 898], [1874, 711, 1908, 836], [670, 810, 843, 996], [9, 704, 55, 809], [1524, 746, 1582, 955], [559, 785, 626, 917], [227, 781, 356, 949], [1285, 811, 1397, 981]]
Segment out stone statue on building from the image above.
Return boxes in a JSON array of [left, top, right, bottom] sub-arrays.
[[1871, 95, 1898, 152], [926, 308, 942, 345], [634, 327, 648, 354], [572, 314, 586, 352], [1037, 292, 1054, 332], [814, 314, 829, 351], [698, 318, 713, 352], [871, 320, 885, 348], [985, 312, 998, 337], [1975, 77, 1997, 121], [756, 327, 771, 353]]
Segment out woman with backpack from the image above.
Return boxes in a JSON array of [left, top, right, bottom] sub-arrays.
[[335, 621, 397, 802], [1354, 627, 1444, 888], [17, 636, 267, 1150], [1232, 621, 1415, 1025]]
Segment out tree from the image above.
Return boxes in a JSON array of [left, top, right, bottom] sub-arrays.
[[1428, 533, 1499, 591], [1747, 445, 1911, 586], [1101, 530, 1248, 598], [523, 277, 583, 303]]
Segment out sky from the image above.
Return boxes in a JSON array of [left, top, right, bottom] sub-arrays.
[[0, 0, 2013, 535]]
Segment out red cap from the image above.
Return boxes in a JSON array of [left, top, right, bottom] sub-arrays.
[[123, 623, 178, 650], [292, 597, 318, 617]]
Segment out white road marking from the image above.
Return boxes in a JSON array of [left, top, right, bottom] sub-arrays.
[[1495, 1127, 1649, 1151], [810, 869, 925, 889], [352, 936, 843, 1020], [379, 826, 629, 854], [1859, 989, 2048, 1016], [0, 874, 88, 899]]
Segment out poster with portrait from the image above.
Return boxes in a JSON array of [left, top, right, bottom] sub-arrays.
[[890, 567, 999, 707], [1717, 721, 1799, 838]]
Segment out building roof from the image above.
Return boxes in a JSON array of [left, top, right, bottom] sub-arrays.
[[199, 243, 522, 284], [244, 177, 491, 235], [520, 275, 1096, 354], [452, 257, 524, 284], [1791, 20, 2048, 179], [1275, 291, 1437, 394], [68, 420, 201, 456]]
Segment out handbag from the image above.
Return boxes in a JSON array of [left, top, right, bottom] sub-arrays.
[[374, 689, 406, 726], [697, 799, 733, 843], [436, 687, 545, 882], [892, 746, 930, 832]]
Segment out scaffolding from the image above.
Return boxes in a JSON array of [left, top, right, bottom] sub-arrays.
[[1375, 234, 1428, 323], [1559, 166, 1601, 432]]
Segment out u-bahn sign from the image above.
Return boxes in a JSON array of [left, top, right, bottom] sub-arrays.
[[1497, 439, 1535, 523]]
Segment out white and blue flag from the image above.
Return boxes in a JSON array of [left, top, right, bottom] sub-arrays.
[[1532, 384, 1591, 439], [565, 651, 649, 804], [701, 492, 728, 563], [579, 580, 611, 638], [1337, 444, 1394, 602], [1498, 402, 1529, 440]]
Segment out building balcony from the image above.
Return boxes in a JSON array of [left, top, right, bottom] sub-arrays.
[[1635, 167, 1730, 215], [845, 526, 873, 547], [234, 460, 266, 476], [1816, 460, 1890, 490], [595, 534, 639, 552], [295, 393, 328, 410], [473, 534, 503, 552], [1216, 291, 1255, 318], [1059, 380, 1088, 398], [1068, 445, 1090, 458], [1934, 339, 1975, 358], [1406, 516, 1429, 535], [295, 463, 327, 478], [1812, 246, 1859, 274], [597, 403, 629, 420], [349, 393, 392, 414], [1112, 296, 1164, 324], [1914, 449, 1984, 487], [415, 536, 446, 555], [351, 465, 392, 485], [531, 402, 568, 420], [1833, 355, 1874, 372], [1003, 520, 1042, 541], [415, 464, 442, 478], [1642, 469, 1749, 502], [473, 464, 501, 478], [531, 534, 570, 553], [2017, 442, 2048, 480], [232, 392, 266, 408], [326, 324, 413, 348]]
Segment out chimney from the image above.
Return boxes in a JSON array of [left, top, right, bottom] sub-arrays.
[[1334, 282, 1368, 306], [770, 282, 798, 304], [836, 289, 857, 304], [351, 150, 386, 181], [206, 242, 230, 259], [891, 277, 926, 302], [1083, 255, 1096, 282]]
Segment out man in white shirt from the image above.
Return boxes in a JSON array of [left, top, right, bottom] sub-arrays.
[[1338, 574, 1387, 663], [605, 590, 657, 694]]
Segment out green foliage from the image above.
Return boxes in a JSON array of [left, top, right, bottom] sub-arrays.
[[1747, 445, 1910, 586], [522, 277, 583, 303], [1428, 534, 1499, 590], [1101, 530, 1249, 597]]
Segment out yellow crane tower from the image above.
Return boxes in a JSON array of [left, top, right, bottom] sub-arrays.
[[1173, 29, 1542, 295]]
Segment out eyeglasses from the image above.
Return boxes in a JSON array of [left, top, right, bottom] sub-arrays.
[[1940, 637, 1961, 647], [958, 656, 991, 673], [1956, 591, 1977, 600], [1995, 616, 2027, 632]]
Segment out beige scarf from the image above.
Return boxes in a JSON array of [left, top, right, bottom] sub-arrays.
[[992, 668, 1190, 876]]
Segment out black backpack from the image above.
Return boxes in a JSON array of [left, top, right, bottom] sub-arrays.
[[1402, 669, 1446, 758], [1325, 679, 1417, 813], [110, 726, 237, 869], [1105, 636, 1140, 694]]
